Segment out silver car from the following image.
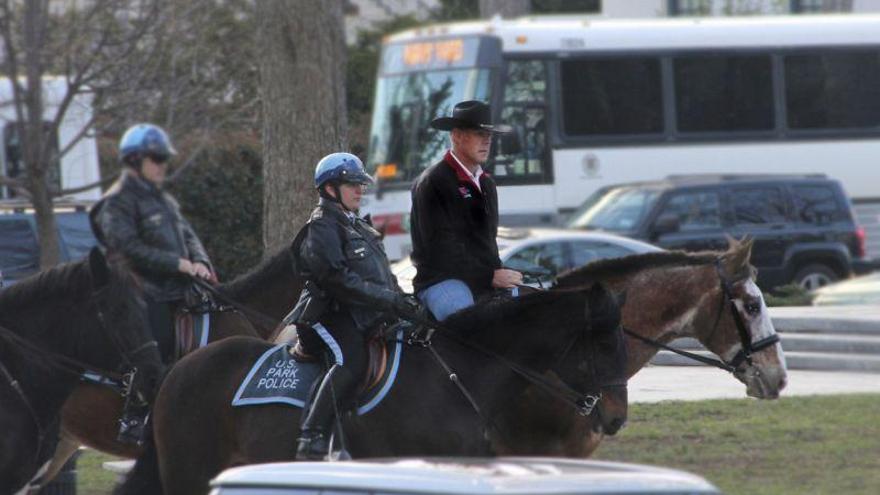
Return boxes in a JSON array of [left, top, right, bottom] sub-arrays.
[[209, 457, 722, 495], [392, 227, 662, 293]]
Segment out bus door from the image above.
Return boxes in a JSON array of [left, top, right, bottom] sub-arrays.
[[491, 58, 555, 226]]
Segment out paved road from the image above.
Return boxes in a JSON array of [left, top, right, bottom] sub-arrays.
[[630, 365, 880, 403]]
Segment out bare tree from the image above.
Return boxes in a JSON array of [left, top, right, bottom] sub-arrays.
[[257, 0, 348, 254], [0, 0, 260, 267], [479, 0, 531, 18], [0, 0, 167, 267]]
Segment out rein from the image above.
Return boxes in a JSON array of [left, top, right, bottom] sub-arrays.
[[190, 277, 283, 332], [402, 313, 603, 422]]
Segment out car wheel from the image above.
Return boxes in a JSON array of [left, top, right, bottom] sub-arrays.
[[793, 264, 839, 291]]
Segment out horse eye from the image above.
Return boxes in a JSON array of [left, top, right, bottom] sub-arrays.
[[744, 301, 761, 316]]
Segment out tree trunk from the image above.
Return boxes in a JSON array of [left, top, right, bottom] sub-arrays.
[[22, 0, 60, 267], [479, 0, 531, 18], [257, 0, 348, 254]]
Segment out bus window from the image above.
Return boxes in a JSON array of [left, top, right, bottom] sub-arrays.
[[493, 60, 549, 184], [784, 50, 880, 130], [674, 54, 774, 132], [560, 57, 663, 136]]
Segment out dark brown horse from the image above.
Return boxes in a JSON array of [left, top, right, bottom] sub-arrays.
[[0, 249, 163, 495], [117, 283, 629, 495], [38, 247, 303, 487], [491, 237, 788, 457]]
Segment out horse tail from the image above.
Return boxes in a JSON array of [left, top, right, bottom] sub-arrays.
[[113, 421, 163, 495]]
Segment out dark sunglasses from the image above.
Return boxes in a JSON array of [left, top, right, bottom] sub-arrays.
[[148, 154, 171, 164]]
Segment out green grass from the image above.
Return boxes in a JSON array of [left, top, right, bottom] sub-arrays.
[[594, 394, 880, 495], [77, 450, 120, 495], [74, 394, 880, 494]]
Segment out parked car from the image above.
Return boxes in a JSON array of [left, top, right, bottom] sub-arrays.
[[0, 199, 97, 286], [391, 227, 662, 293], [566, 174, 871, 290], [209, 457, 723, 495], [812, 272, 880, 306]]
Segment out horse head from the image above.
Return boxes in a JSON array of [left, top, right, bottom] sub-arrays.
[[704, 238, 788, 399], [87, 248, 165, 405], [554, 283, 628, 437]]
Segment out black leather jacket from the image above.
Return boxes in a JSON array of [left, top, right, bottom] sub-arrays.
[[288, 199, 401, 331], [89, 171, 212, 302]]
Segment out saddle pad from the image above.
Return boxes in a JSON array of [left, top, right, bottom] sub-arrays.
[[231, 330, 404, 415]]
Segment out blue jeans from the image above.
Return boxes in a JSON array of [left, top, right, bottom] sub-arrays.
[[417, 279, 474, 322]]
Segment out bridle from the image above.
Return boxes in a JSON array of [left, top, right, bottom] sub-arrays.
[[0, 282, 158, 462], [623, 257, 780, 374]]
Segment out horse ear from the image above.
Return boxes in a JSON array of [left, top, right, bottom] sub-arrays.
[[88, 247, 111, 288], [584, 282, 608, 321], [722, 236, 753, 276]]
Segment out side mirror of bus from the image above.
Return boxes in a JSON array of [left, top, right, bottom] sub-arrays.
[[498, 132, 522, 156], [651, 213, 680, 239]]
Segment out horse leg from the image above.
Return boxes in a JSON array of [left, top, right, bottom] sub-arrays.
[[234, 406, 301, 463], [26, 435, 79, 492]]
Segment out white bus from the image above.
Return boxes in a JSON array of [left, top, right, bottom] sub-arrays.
[[362, 14, 880, 261], [0, 77, 101, 201]]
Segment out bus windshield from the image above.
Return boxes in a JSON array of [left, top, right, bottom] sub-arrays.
[[367, 68, 491, 185], [567, 186, 662, 233]]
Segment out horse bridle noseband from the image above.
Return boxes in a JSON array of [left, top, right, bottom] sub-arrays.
[[623, 258, 780, 374]]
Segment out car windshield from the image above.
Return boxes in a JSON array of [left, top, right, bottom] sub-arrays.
[[567, 186, 662, 233], [367, 67, 492, 185]]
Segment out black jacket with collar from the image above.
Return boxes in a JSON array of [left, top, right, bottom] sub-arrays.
[[288, 199, 402, 331], [409, 151, 502, 296], [89, 171, 212, 302]]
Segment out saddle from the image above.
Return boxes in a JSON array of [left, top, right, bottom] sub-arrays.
[[287, 322, 421, 393], [173, 285, 229, 359]]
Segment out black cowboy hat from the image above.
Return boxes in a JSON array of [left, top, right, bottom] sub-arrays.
[[430, 100, 512, 133]]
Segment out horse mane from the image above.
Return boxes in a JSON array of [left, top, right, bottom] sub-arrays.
[[0, 259, 94, 310], [556, 250, 720, 288], [219, 245, 292, 299], [444, 289, 585, 336]]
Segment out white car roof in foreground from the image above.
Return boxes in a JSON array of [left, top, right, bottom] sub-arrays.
[[211, 457, 720, 494]]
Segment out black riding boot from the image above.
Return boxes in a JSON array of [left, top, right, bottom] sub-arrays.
[[296, 364, 357, 461]]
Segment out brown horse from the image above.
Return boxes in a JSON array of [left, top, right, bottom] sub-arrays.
[[117, 284, 629, 495], [35, 247, 303, 489], [490, 237, 788, 457]]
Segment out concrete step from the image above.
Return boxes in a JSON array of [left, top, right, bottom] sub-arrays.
[[652, 349, 880, 373], [769, 306, 880, 336], [669, 334, 880, 354]]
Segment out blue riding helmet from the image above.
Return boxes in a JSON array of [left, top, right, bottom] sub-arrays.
[[118, 124, 177, 163], [314, 152, 373, 189]]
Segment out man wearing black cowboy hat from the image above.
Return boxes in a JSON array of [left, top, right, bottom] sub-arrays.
[[409, 100, 523, 321]]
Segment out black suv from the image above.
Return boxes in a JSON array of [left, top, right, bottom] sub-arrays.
[[0, 200, 98, 286], [567, 174, 871, 290]]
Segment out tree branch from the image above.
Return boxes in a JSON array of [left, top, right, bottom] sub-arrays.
[[55, 171, 118, 197]]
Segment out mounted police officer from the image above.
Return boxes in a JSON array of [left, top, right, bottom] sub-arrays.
[[288, 152, 424, 461], [90, 123, 214, 444]]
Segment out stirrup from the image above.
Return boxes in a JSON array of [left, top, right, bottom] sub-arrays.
[[296, 432, 329, 461]]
